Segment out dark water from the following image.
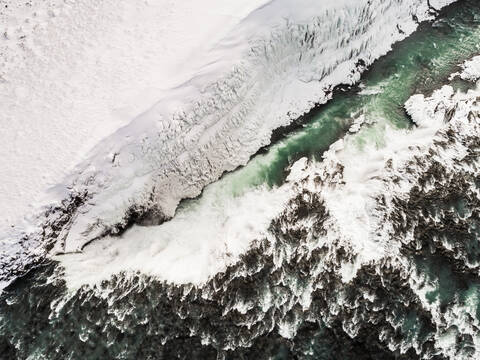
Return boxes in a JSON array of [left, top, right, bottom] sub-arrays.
[[2, 1, 480, 359]]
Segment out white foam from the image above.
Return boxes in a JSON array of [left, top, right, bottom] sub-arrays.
[[60, 171, 293, 289]]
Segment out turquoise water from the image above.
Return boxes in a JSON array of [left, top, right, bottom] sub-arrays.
[[200, 0, 480, 200]]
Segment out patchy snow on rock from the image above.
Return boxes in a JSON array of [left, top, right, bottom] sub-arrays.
[[449, 55, 480, 82], [58, 75, 480, 359]]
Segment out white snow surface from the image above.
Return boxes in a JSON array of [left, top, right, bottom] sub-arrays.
[[0, 0, 270, 234], [1, 0, 457, 289], [460, 55, 480, 82]]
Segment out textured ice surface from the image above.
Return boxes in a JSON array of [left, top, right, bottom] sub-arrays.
[[0, 0, 457, 290]]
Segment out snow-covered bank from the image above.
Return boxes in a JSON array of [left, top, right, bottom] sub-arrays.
[[55, 0, 457, 253], [0, 0, 457, 290]]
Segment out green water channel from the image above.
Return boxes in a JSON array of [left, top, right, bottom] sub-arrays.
[[190, 0, 480, 202]]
